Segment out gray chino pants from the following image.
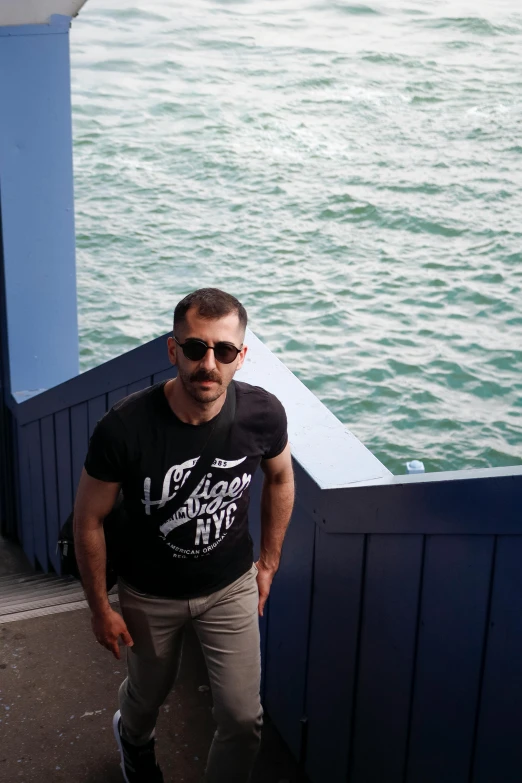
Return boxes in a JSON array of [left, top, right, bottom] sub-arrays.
[[117, 563, 263, 783]]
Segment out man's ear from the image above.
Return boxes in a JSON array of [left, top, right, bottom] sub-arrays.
[[236, 344, 248, 372], [167, 336, 177, 366]]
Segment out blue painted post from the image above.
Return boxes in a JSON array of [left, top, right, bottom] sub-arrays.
[[0, 14, 79, 400]]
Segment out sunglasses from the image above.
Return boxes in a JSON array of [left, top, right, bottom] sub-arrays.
[[174, 336, 242, 365]]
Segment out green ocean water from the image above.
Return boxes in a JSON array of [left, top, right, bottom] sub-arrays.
[[70, 0, 522, 475]]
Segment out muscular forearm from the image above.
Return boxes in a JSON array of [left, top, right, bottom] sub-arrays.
[[259, 475, 294, 572], [74, 520, 111, 616]]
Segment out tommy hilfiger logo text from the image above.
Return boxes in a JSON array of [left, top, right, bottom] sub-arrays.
[[141, 457, 252, 557]]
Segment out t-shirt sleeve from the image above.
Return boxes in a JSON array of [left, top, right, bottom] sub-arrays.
[[84, 409, 128, 483], [263, 393, 289, 460]]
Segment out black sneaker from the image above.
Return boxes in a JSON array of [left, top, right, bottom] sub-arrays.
[[112, 710, 164, 783]]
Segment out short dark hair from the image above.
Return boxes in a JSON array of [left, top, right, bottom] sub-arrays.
[[173, 288, 248, 334]]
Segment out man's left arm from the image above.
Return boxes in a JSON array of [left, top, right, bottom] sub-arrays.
[[256, 442, 295, 617]]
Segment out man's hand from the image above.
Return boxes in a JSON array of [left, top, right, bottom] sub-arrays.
[[91, 607, 134, 660], [255, 561, 277, 617]]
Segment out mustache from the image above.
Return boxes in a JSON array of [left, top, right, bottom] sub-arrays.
[[190, 369, 221, 383]]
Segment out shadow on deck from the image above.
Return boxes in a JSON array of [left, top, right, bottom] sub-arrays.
[[0, 539, 305, 783]]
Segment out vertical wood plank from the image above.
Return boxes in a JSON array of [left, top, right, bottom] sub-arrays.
[[26, 420, 47, 571], [351, 535, 424, 783], [70, 402, 89, 496], [41, 414, 60, 572], [264, 502, 315, 759], [54, 409, 72, 533], [305, 530, 365, 783], [10, 418, 23, 543], [472, 536, 522, 783], [88, 394, 107, 438], [17, 423, 35, 567], [128, 376, 151, 395], [0, 406, 18, 539], [406, 536, 494, 783], [107, 386, 127, 409]]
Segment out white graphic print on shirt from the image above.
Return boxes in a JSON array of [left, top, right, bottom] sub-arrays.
[[141, 456, 252, 556]]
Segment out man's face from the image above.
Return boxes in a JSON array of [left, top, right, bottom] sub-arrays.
[[168, 308, 247, 404]]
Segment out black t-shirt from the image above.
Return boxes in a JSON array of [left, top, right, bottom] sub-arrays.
[[84, 380, 288, 599]]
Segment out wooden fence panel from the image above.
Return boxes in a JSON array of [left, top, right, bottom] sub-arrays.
[[264, 502, 315, 760], [406, 536, 494, 783], [54, 409, 73, 533], [17, 423, 34, 567], [10, 419, 23, 543], [0, 405, 17, 539], [40, 414, 60, 572], [70, 402, 89, 497], [26, 420, 48, 571], [305, 530, 365, 783], [88, 394, 106, 438], [350, 535, 424, 783], [472, 536, 522, 783]]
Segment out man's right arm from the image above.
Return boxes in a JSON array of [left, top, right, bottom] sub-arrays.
[[74, 468, 133, 659]]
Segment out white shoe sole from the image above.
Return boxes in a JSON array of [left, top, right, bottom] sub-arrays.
[[113, 710, 131, 783]]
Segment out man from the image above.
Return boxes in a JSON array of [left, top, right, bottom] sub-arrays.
[[74, 288, 295, 783]]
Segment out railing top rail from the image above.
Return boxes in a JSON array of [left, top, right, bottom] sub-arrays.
[[332, 463, 522, 489], [317, 467, 522, 535], [0, 4, 87, 30]]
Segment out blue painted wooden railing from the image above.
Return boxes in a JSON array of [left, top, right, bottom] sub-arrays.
[[2, 328, 522, 783]]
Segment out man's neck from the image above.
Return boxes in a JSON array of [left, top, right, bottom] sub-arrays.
[[164, 378, 227, 425]]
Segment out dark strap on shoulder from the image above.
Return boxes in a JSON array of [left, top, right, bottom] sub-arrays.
[[168, 381, 237, 515]]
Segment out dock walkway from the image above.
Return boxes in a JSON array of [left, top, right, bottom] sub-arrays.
[[0, 537, 302, 783]]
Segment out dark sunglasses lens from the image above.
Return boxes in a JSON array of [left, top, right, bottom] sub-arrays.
[[214, 344, 239, 364], [182, 341, 208, 361]]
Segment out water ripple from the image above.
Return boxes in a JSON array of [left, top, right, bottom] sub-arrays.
[[71, 0, 522, 474]]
